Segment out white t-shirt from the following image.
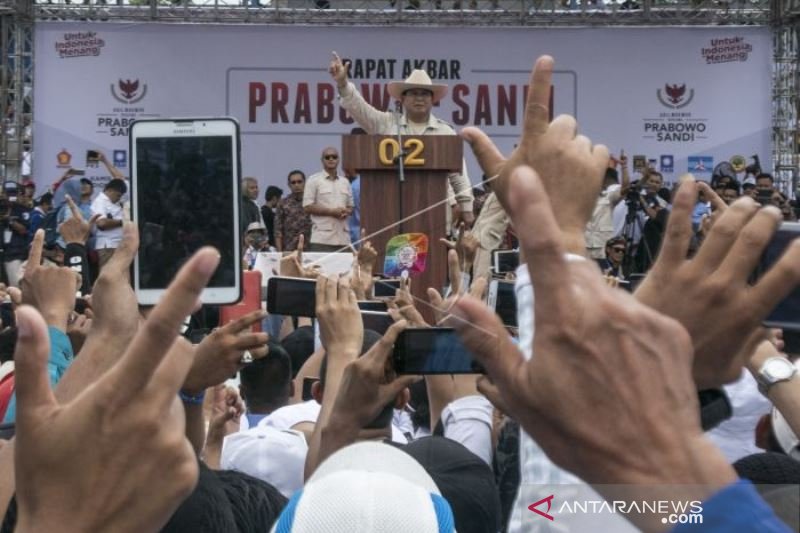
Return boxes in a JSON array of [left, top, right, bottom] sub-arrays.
[[262, 400, 408, 444], [90, 192, 124, 249], [706, 369, 772, 463]]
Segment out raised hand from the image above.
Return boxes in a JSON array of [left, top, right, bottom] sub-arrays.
[[329, 51, 350, 89], [634, 177, 800, 387], [58, 195, 100, 245], [13, 247, 222, 532], [450, 167, 735, 529], [462, 56, 609, 254], [183, 309, 269, 395], [19, 230, 79, 331]]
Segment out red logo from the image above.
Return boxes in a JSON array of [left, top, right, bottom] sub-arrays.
[[111, 78, 147, 104], [657, 83, 694, 109], [528, 495, 555, 521]]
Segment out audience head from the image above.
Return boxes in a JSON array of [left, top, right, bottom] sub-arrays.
[[271, 442, 455, 532], [756, 173, 774, 193], [104, 178, 128, 203], [403, 437, 501, 533], [281, 326, 315, 379], [265, 186, 283, 207], [243, 177, 259, 201], [287, 171, 306, 197], [239, 340, 293, 414]]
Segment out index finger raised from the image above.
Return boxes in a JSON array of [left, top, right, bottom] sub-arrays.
[[522, 55, 554, 137], [27, 230, 44, 270], [65, 194, 82, 221]]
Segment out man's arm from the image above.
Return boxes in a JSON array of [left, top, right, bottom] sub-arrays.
[[330, 52, 393, 134], [97, 151, 126, 182], [95, 217, 123, 231]]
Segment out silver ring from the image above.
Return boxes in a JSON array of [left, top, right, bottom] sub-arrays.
[[240, 350, 254, 365]]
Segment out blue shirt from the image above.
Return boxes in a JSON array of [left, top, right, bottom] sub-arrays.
[[348, 176, 361, 246], [3, 327, 74, 423], [672, 479, 792, 532]]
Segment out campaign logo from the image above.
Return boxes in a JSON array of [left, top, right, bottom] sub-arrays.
[[56, 149, 72, 168], [688, 156, 713, 177], [113, 150, 127, 169], [111, 78, 147, 105], [657, 84, 695, 109], [528, 495, 555, 521], [660, 155, 674, 173]]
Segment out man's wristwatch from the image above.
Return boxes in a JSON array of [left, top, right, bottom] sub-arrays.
[[756, 356, 797, 395]]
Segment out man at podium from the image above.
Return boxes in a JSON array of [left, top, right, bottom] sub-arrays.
[[329, 52, 474, 229]]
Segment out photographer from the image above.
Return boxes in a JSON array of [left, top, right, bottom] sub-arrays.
[[0, 182, 31, 287]]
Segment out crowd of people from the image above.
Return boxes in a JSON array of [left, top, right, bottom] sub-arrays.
[[0, 53, 799, 533]]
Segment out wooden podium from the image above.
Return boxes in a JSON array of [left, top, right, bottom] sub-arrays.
[[342, 134, 462, 324]]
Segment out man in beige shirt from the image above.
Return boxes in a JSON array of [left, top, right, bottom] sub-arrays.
[[329, 52, 474, 230], [303, 147, 354, 252]]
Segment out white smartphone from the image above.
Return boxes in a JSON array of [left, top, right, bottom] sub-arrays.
[[130, 118, 242, 305], [487, 279, 517, 328]]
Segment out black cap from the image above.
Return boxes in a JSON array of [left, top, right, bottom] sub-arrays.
[[402, 437, 501, 533]]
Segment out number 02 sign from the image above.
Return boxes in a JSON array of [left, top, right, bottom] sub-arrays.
[[378, 138, 425, 167]]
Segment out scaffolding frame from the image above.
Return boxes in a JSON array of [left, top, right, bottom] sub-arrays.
[[0, 0, 796, 191]]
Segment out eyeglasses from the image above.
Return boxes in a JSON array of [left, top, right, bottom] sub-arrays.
[[611, 247, 625, 253], [323, 154, 339, 160]]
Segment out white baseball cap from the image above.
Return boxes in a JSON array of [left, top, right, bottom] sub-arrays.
[[271, 441, 455, 532], [221, 426, 308, 498]]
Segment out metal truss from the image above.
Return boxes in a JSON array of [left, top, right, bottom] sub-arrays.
[[772, 23, 797, 194], [1, 0, 796, 185], [29, 0, 771, 27], [0, 0, 33, 183]]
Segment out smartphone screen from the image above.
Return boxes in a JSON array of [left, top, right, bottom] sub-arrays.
[[267, 276, 316, 317], [358, 300, 388, 312], [302, 377, 319, 402], [492, 250, 519, 274], [393, 328, 484, 375], [361, 311, 394, 335], [488, 280, 517, 328], [131, 119, 241, 305], [756, 222, 800, 330], [373, 279, 401, 299]]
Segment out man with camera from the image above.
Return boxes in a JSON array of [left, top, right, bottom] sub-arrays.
[[0, 182, 32, 287]]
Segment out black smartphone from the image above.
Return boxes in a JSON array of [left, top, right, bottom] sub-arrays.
[[361, 311, 394, 335], [783, 330, 800, 356], [86, 150, 100, 164], [756, 189, 773, 206], [74, 297, 89, 315], [487, 279, 517, 328], [393, 327, 485, 375], [0, 302, 14, 329], [373, 279, 401, 299], [302, 377, 319, 402], [267, 276, 316, 318], [756, 222, 800, 330], [358, 300, 388, 312], [492, 250, 519, 275], [0, 423, 14, 440]]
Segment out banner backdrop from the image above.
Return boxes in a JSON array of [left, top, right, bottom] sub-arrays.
[[34, 23, 771, 194]]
